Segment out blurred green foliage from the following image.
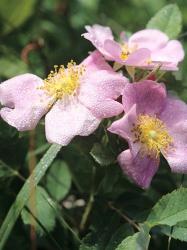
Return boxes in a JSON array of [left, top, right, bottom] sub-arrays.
[[1, 0, 187, 250]]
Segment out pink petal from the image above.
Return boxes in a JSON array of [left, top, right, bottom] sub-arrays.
[[122, 81, 167, 115], [125, 48, 151, 66], [83, 99, 124, 118], [82, 24, 114, 60], [118, 149, 159, 188], [79, 70, 127, 118], [138, 62, 178, 71], [162, 121, 187, 173], [158, 63, 178, 71], [0, 74, 50, 131], [108, 104, 141, 157], [108, 104, 137, 141], [151, 40, 184, 64], [45, 99, 101, 145], [160, 96, 187, 172], [81, 50, 112, 72], [85, 24, 114, 41], [104, 40, 122, 62], [160, 96, 187, 126], [104, 42, 151, 66], [129, 29, 168, 51]]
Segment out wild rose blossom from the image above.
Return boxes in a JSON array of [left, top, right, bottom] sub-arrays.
[[0, 51, 128, 145], [82, 24, 184, 70], [108, 81, 187, 188]]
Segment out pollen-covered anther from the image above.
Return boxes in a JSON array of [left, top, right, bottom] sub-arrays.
[[40, 60, 86, 100], [132, 115, 173, 158], [146, 57, 152, 65], [120, 43, 138, 61]]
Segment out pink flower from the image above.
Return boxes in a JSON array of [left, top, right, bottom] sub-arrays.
[[108, 80, 187, 188], [82, 24, 184, 70], [0, 51, 127, 145]]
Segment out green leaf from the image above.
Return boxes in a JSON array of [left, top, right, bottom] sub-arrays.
[[0, 0, 36, 34], [63, 145, 94, 192], [105, 224, 134, 250], [90, 143, 115, 166], [146, 4, 182, 38], [45, 160, 71, 201], [80, 214, 120, 250], [21, 186, 56, 235], [69, 0, 99, 28], [79, 244, 97, 250], [97, 165, 121, 197], [0, 57, 28, 78], [0, 144, 62, 250], [132, 0, 165, 15], [41, 195, 81, 244], [80, 212, 134, 250], [115, 229, 150, 250], [161, 221, 187, 242], [146, 188, 187, 228]]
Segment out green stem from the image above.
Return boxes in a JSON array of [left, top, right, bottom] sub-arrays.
[[180, 174, 185, 187], [0, 144, 62, 250], [108, 202, 140, 231], [80, 166, 96, 231], [0, 160, 25, 182], [46, 197, 81, 243], [139, 63, 162, 82], [80, 191, 94, 231], [25, 206, 63, 250], [167, 227, 173, 250]]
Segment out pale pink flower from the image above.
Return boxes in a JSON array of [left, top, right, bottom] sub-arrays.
[[82, 24, 184, 70], [0, 51, 127, 145], [108, 81, 187, 188]]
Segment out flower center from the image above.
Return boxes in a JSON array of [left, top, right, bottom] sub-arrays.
[[41, 60, 85, 100], [120, 43, 138, 61], [131, 115, 173, 158]]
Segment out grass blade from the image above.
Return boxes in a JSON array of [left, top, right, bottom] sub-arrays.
[[0, 143, 62, 250], [24, 206, 63, 250]]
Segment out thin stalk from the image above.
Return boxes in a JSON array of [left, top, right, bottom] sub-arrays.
[[139, 63, 162, 82], [0, 160, 25, 182], [24, 206, 63, 250], [0, 144, 62, 250], [108, 202, 140, 231], [80, 191, 94, 231], [80, 166, 96, 231], [156, 71, 166, 81], [180, 174, 185, 187], [45, 197, 82, 244], [28, 130, 37, 250], [167, 226, 174, 250]]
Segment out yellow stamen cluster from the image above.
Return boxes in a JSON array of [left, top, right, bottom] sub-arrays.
[[120, 43, 138, 61], [41, 61, 85, 100], [120, 43, 130, 60], [146, 57, 152, 65], [131, 115, 173, 158]]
